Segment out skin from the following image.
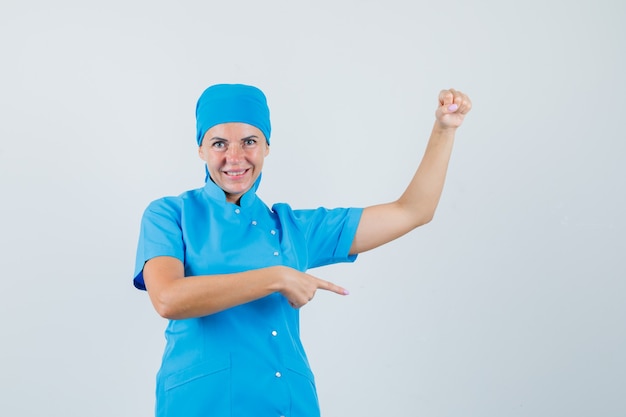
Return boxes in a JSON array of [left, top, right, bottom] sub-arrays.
[[198, 122, 270, 204], [143, 88, 472, 319]]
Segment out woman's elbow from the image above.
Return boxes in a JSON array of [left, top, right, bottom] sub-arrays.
[[419, 212, 435, 226], [398, 200, 436, 229], [411, 211, 435, 229], [149, 290, 182, 320]]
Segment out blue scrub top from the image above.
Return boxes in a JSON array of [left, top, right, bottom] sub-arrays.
[[134, 177, 363, 417]]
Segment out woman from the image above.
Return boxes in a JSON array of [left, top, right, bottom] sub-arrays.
[[134, 83, 471, 416]]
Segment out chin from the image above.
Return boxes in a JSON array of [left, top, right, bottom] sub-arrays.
[[225, 183, 252, 195]]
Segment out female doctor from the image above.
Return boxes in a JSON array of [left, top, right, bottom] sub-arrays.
[[133, 83, 471, 417]]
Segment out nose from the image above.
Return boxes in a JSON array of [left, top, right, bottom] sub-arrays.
[[225, 143, 244, 163]]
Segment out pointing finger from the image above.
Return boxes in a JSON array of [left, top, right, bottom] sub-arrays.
[[317, 278, 350, 296]]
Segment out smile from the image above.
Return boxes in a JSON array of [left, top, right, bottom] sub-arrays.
[[224, 169, 249, 177]]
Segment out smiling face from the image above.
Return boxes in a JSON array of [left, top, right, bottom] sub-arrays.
[[199, 122, 270, 204]]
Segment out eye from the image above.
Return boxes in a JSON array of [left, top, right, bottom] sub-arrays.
[[211, 141, 227, 150], [243, 138, 257, 147]]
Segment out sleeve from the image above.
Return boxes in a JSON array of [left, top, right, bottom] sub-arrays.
[[133, 198, 185, 290], [273, 203, 363, 269]]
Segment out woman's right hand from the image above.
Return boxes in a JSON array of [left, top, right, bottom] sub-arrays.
[[275, 266, 349, 309]]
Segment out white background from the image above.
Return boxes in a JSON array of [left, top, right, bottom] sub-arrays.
[[1, 1, 624, 416]]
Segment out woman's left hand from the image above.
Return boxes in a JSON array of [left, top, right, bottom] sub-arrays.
[[435, 88, 472, 129]]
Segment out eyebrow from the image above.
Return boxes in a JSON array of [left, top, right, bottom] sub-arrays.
[[208, 135, 259, 142]]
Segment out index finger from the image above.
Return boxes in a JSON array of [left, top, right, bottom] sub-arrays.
[[317, 278, 350, 296]]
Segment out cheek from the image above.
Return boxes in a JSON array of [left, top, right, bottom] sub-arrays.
[[255, 154, 267, 167], [199, 148, 209, 162], [201, 150, 222, 166]]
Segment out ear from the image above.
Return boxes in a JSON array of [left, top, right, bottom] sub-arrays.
[[264, 144, 270, 157], [198, 145, 206, 161]]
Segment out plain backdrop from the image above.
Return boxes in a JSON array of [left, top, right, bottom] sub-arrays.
[[1, 1, 624, 416]]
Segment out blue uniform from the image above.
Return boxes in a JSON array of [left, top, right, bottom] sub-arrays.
[[134, 177, 362, 417]]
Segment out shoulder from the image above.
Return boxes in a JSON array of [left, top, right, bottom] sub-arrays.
[[143, 187, 206, 218], [272, 203, 355, 216], [271, 203, 360, 224], [146, 187, 204, 208], [271, 202, 318, 219]]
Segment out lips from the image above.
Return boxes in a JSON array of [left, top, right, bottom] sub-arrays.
[[224, 168, 249, 177]]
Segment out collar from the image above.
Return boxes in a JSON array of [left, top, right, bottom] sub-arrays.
[[202, 172, 262, 209]]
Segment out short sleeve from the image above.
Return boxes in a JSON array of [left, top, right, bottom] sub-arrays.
[[273, 204, 363, 269], [133, 198, 185, 290]]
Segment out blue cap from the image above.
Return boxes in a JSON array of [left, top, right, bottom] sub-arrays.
[[195, 84, 271, 146]]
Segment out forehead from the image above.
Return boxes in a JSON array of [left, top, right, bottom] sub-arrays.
[[204, 122, 264, 140]]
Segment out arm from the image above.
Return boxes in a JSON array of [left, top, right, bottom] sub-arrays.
[[143, 256, 348, 319], [350, 88, 472, 254]]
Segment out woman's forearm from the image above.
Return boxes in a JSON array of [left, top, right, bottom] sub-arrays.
[[144, 257, 286, 319], [397, 121, 457, 223], [143, 257, 348, 319]]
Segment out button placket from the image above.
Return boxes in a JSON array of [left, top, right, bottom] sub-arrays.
[[269, 228, 280, 258]]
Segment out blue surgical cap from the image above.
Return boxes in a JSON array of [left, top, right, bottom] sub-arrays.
[[195, 84, 271, 146]]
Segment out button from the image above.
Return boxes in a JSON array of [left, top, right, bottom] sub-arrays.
[[270, 230, 276, 235], [234, 208, 241, 214], [251, 220, 257, 226], [275, 371, 282, 378], [273, 251, 279, 256], [271, 330, 278, 336]]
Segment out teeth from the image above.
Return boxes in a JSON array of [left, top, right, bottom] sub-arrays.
[[226, 170, 246, 176]]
